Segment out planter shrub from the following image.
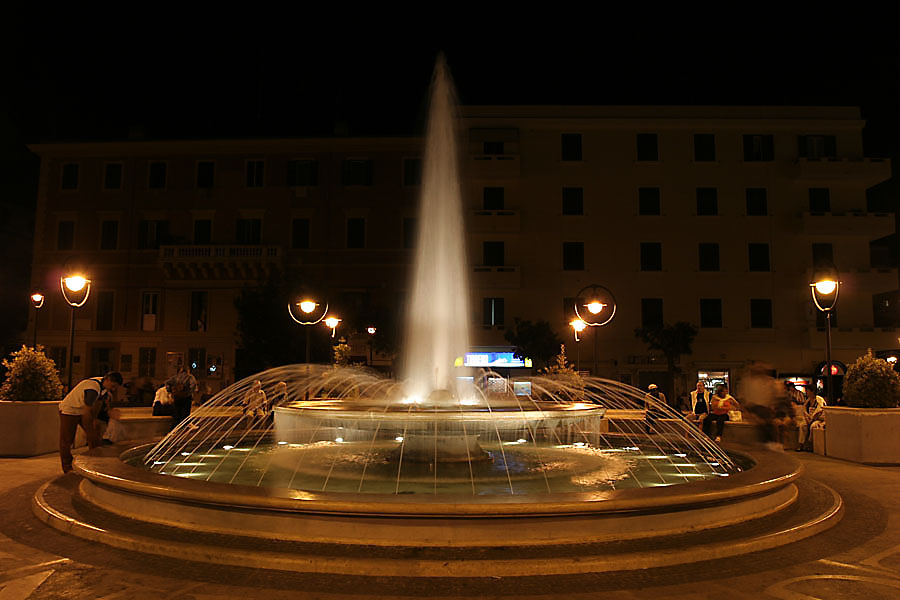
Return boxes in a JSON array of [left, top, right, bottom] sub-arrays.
[[842, 349, 900, 409], [0, 345, 64, 403]]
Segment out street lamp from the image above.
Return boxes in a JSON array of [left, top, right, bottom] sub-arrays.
[[324, 316, 341, 338], [30, 292, 45, 348], [572, 284, 617, 376], [570, 318, 587, 372], [60, 273, 92, 390], [287, 299, 328, 364], [810, 267, 840, 406]]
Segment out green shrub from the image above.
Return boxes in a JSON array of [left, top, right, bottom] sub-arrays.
[[0, 345, 64, 402], [843, 349, 900, 408]]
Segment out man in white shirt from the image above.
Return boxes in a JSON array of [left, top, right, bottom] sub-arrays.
[[58, 372, 123, 472], [797, 385, 827, 451]]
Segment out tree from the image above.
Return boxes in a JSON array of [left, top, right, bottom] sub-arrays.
[[504, 318, 563, 370], [843, 348, 900, 408], [634, 322, 698, 397], [333, 337, 352, 367]]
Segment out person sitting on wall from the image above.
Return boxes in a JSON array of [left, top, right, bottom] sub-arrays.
[[242, 380, 267, 420], [688, 380, 711, 437], [796, 385, 827, 452], [152, 385, 175, 417], [708, 384, 740, 443], [57, 371, 123, 473], [643, 384, 667, 434], [165, 366, 199, 431]]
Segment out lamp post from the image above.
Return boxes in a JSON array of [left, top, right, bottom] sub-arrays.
[[810, 269, 840, 406], [30, 292, 45, 348], [60, 274, 92, 390], [572, 284, 617, 376], [287, 299, 328, 364], [324, 316, 341, 338], [570, 318, 587, 372], [366, 326, 377, 365]]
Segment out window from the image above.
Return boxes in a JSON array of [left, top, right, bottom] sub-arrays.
[[640, 242, 662, 271], [562, 242, 584, 270], [138, 347, 156, 378], [696, 188, 718, 215], [483, 241, 505, 266], [95, 291, 114, 331], [100, 220, 118, 250], [188, 347, 207, 374], [138, 220, 169, 249], [347, 218, 366, 248], [798, 135, 837, 159], [141, 292, 159, 331], [57, 220, 74, 250], [873, 292, 900, 328], [562, 187, 583, 215], [287, 159, 318, 186], [809, 188, 830, 213], [561, 134, 582, 161], [812, 243, 834, 268], [694, 134, 716, 161], [190, 291, 208, 332], [61, 163, 79, 190], [342, 159, 373, 186], [748, 243, 770, 271], [483, 298, 505, 327], [636, 134, 659, 161], [638, 187, 660, 215], [193, 219, 212, 244], [246, 160, 265, 187], [402, 158, 422, 186], [700, 299, 723, 328], [483, 141, 504, 155], [746, 188, 768, 216], [196, 161, 215, 188], [403, 217, 417, 249], [641, 298, 664, 329], [483, 187, 505, 210], [743, 135, 775, 161], [698, 243, 720, 271], [291, 218, 310, 249], [235, 218, 261, 245], [750, 299, 773, 328], [148, 162, 167, 189], [104, 164, 123, 190]]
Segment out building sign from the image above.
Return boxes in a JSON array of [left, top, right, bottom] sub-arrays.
[[464, 351, 528, 368]]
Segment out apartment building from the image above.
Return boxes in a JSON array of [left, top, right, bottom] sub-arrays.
[[28, 106, 897, 397]]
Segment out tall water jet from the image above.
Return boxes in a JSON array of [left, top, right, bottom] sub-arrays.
[[404, 55, 470, 399]]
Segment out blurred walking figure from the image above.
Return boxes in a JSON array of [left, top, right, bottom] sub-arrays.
[[739, 363, 788, 450], [689, 380, 711, 437], [643, 384, 666, 434], [797, 386, 826, 452]]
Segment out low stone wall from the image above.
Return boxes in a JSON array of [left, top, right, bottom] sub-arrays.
[[825, 406, 900, 465], [0, 401, 60, 457]]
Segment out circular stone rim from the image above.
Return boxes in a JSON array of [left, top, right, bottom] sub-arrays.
[[73, 442, 801, 517], [274, 403, 607, 422]]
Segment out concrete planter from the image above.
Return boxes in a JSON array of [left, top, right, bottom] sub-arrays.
[[824, 406, 900, 465], [0, 400, 60, 457]]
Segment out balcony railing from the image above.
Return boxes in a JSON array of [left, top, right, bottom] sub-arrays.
[[160, 245, 282, 260], [468, 154, 521, 179], [471, 265, 520, 289], [800, 212, 893, 236], [791, 157, 890, 185], [159, 245, 283, 279], [470, 209, 521, 233]]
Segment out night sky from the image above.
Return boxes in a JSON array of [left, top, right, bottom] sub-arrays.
[[1, 31, 899, 351]]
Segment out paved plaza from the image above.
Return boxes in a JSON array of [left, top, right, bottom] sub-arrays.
[[0, 449, 898, 599]]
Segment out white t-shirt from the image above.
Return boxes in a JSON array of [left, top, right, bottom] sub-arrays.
[[154, 386, 174, 406], [59, 378, 103, 416]]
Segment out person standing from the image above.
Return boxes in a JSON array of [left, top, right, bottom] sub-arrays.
[[797, 385, 826, 451], [165, 366, 198, 431], [58, 372, 123, 473], [708, 384, 739, 443], [689, 381, 711, 437], [643, 384, 667, 434]]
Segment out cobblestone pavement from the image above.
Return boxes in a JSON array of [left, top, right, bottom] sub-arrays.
[[1, 449, 899, 599]]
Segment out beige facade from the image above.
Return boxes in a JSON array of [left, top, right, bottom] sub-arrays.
[[28, 106, 896, 398]]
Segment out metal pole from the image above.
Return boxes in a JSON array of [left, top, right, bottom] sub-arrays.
[[32, 306, 38, 348], [593, 327, 599, 376], [67, 306, 76, 390], [576, 341, 580, 373], [825, 311, 833, 405], [305, 326, 311, 364]]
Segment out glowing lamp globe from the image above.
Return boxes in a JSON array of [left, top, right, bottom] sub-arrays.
[[367, 327, 377, 335], [64, 276, 87, 292], [586, 301, 606, 315], [570, 319, 587, 333], [299, 300, 317, 314], [814, 280, 837, 295], [324, 317, 341, 329]]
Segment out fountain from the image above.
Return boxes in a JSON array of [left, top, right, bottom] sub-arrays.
[[32, 55, 842, 577]]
